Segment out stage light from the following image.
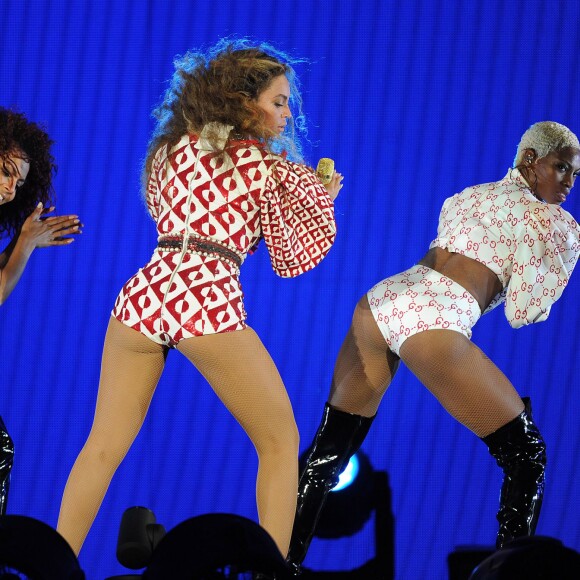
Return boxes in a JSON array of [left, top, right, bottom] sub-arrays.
[[315, 451, 375, 539], [299, 450, 395, 579], [116, 507, 166, 569], [0, 515, 85, 580], [105, 507, 165, 580], [332, 454, 359, 492], [141, 513, 290, 579]]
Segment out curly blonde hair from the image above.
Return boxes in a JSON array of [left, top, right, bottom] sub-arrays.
[[514, 121, 579, 166], [144, 38, 307, 183]]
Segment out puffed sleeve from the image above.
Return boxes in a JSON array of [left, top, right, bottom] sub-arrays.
[[260, 158, 336, 278], [505, 205, 580, 327]]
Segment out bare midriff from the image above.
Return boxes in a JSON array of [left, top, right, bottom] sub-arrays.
[[418, 247, 503, 313]]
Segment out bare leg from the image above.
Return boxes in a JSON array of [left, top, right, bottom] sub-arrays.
[[57, 318, 167, 554], [176, 327, 299, 557], [330, 297, 523, 433], [329, 295, 400, 415], [287, 296, 398, 573], [398, 329, 524, 436]]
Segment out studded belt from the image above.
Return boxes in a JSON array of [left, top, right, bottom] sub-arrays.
[[157, 234, 243, 268]]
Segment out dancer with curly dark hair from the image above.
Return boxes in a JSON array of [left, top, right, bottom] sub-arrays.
[[0, 108, 82, 303], [57, 39, 342, 560], [0, 107, 81, 515]]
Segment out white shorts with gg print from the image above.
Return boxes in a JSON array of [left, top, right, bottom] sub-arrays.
[[367, 264, 481, 356]]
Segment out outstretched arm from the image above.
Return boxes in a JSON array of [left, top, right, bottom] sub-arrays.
[[0, 203, 81, 305]]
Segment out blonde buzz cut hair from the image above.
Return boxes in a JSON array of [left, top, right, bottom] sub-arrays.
[[514, 121, 579, 166]]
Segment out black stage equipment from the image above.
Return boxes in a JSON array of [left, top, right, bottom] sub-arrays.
[[468, 536, 580, 580], [0, 515, 85, 580]]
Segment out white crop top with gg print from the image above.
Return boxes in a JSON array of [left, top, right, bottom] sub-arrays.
[[429, 168, 580, 327]]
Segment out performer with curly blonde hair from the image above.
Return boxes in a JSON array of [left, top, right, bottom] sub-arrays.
[[57, 39, 342, 559]]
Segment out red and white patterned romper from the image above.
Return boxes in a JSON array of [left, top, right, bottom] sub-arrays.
[[112, 129, 336, 347]]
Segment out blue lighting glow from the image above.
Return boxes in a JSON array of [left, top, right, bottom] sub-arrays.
[[331, 454, 360, 492]]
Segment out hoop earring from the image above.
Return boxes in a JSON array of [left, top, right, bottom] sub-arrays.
[[528, 166, 539, 193], [514, 162, 539, 195]]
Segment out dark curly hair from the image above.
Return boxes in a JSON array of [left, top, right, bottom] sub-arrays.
[[0, 108, 56, 237], [144, 38, 308, 185]]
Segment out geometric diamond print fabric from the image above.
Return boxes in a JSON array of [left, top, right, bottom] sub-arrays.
[[112, 132, 336, 346]]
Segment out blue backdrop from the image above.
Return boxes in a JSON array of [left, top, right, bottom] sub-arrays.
[[1, 1, 579, 578]]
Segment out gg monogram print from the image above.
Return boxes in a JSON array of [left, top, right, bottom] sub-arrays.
[[368, 168, 580, 354]]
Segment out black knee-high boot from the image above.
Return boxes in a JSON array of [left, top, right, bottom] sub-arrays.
[[286, 403, 375, 575], [482, 397, 546, 549], [0, 415, 15, 516]]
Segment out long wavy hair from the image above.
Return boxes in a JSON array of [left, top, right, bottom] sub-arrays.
[[144, 38, 308, 185], [0, 108, 56, 237]]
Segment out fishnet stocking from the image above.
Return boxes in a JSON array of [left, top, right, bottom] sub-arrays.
[[399, 329, 525, 437], [58, 318, 298, 557], [327, 296, 524, 437], [176, 328, 299, 556], [58, 318, 167, 555]]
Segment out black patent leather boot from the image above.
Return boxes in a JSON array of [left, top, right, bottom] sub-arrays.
[[482, 397, 546, 549], [0, 415, 15, 515], [286, 403, 375, 576]]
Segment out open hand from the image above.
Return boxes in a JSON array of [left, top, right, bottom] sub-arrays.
[[20, 203, 82, 248]]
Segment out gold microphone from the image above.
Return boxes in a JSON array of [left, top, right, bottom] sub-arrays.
[[316, 158, 335, 185]]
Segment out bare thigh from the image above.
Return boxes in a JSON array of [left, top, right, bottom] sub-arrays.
[[399, 329, 524, 437], [328, 295, 400, 417]]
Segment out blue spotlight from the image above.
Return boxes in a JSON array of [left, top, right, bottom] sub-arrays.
[[306, 449, 395, 577], [314, 450, 375, 539], [331, 453, 360, 492]]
